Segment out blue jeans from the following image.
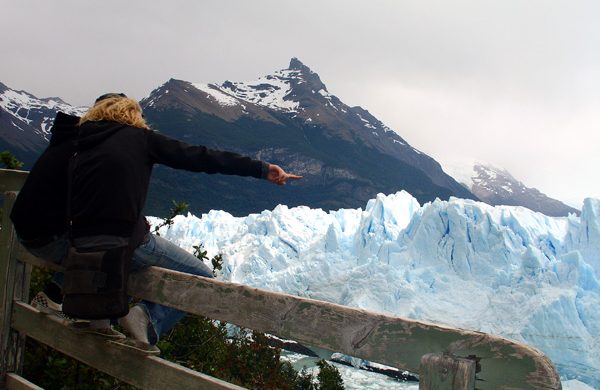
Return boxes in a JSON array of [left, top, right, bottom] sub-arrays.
[[21, 233, 213, 342], [130, 234, 213, 341]]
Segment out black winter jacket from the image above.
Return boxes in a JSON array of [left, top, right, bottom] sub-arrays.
[[70, 120, 268, 239], [11, 114, 269, 242], [10, 112, 79, 241]]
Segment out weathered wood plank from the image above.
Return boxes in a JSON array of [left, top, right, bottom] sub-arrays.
[[9, 259, 31, 377], [1, 192, 25, 385], [127, 267, 562, 390], [5, 373, 44, 390], [418, 353, 475, 390], [0, 170, 27, 193], [11, 302, 245, 390]]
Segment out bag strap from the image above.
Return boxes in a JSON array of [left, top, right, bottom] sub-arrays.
[[66, 138, 79, 244]]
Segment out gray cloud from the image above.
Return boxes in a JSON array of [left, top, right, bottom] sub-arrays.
[[2, 0, 598, 208]]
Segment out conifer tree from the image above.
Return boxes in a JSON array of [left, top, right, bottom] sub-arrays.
[[317, 360, 345, 389]]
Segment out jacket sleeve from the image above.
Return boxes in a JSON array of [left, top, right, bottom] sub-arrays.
[[146, 131, 269, 179]]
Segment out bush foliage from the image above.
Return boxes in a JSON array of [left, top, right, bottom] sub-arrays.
[[0, 150, 23, 169]]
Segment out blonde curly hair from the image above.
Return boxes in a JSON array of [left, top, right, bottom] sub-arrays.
[[79, 95, 149, 129]]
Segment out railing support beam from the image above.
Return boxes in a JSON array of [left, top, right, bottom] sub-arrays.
[[419, 353, 476, 390]]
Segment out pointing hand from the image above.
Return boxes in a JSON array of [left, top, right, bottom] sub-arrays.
[[267, 164, 303, 185]]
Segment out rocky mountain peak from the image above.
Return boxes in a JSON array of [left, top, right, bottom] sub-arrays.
[[445, 162, 579, 216], [0, 82, 87, 136], [0, 81, 88, 167], [288, 57, 308, 71], [472, 164, 517, 189], [283, 57, 327, 92], [287, 57, 327, 92]]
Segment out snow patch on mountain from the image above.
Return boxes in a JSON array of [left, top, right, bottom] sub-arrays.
[[152, 191, 600, 387], [220, 69, 300, 112], [0, 85, 87, 138], [357, 113, 377, 129], [190, 83, 240, 107], [441, 160, 478, 188]]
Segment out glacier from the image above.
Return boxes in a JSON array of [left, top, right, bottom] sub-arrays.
[[151, 191, 600, 388]]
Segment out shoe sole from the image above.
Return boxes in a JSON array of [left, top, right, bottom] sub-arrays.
[[32, 304, 57, 315], [109, 338, 161, 355], [68, 322, 126, 339]]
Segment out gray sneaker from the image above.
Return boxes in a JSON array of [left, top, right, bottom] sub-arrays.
[[118, 305, 158, 345]]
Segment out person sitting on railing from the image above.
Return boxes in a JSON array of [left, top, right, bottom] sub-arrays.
[[10, 93, 302, 353]]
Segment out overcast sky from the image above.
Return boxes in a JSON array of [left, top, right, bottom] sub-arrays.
[[2, 0, 599, 208]]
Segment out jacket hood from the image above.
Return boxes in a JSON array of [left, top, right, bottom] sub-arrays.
[[77, 120, 128, 150], [49, 112, 80, 146]]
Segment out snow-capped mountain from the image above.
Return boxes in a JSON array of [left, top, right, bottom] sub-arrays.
[[147, 58, 457, 183], [0, 61, 579, 220], [218, 58, 410, 154], [0, 82, 87, 165], [140, 58, 474, 216], [444, 162, 579, 217], [153, 192, 600, 388], [1, 59, 474, 216]]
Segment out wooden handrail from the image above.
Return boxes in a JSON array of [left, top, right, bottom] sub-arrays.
[[126, 266, 560, 389]]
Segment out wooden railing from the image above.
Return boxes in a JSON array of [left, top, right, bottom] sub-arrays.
[[0, 169, 562, 390]]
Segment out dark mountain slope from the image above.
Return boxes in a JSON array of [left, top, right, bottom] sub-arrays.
[[141, 59, 474, 216]]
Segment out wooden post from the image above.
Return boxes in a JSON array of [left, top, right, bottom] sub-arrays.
[[419, 353, 476, 390], [0, 192, 30, 388]]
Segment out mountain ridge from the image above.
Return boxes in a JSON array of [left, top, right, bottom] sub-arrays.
[[0, 58, 576, 217], [0, 81, 86, 166], [444, 162, 579, 216], [139, 58, 475, 215]]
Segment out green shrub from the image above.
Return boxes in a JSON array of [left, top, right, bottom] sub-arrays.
[[0, 150, 23, 169]]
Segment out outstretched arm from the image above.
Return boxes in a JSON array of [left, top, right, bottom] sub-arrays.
[[147, 131, 303, 184], [266, 164, 303, 186], [148, 131, 266, 178]]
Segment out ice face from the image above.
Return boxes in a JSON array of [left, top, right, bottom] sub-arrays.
[[151, 192, 600, 387]]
